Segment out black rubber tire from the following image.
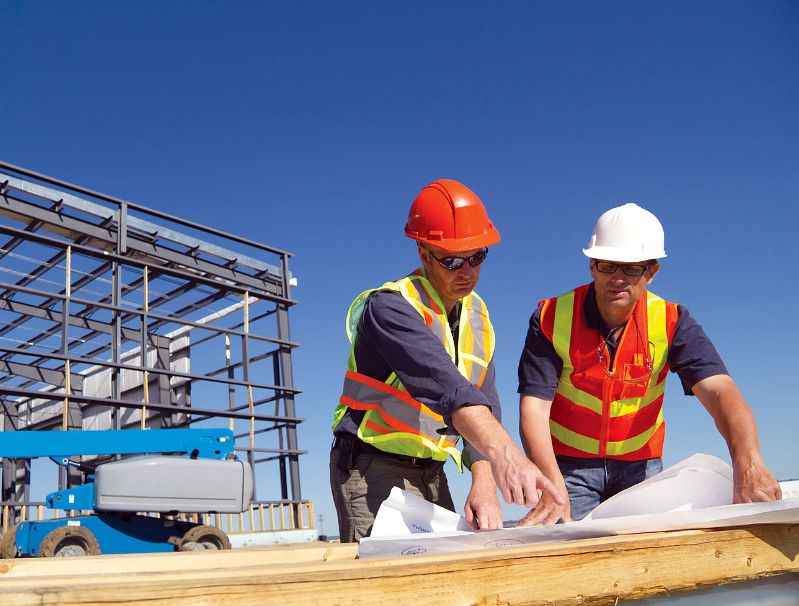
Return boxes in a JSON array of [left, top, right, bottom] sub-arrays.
[[177, 525, 231, 551], [0, 524, 18, 559], [38, 525, 101, 557]]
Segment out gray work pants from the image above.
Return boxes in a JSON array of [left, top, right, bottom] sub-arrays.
[[329, 446, 455, 543]]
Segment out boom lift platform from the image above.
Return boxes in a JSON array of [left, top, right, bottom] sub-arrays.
[[0, 428, 252, 557]]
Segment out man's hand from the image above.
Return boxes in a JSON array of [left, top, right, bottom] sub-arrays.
[[517, 478, 571, 526], [488, 442, 564, 508], [451, 404, 566, 511], [517, 394, 569, 525], [733, 456, 782, 503], [464, 460, 503, 530], [692, 375, 782, 504]]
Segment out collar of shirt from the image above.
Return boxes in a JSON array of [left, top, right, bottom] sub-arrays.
[[584, 283, 621, 349]]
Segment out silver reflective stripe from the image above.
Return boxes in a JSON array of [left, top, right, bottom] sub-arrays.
[[404, 278, 448, 345], [465, 294, 489, 384], [342, 376, 446, 440]]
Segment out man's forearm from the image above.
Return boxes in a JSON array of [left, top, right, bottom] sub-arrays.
[[693, 374, 781, 502], [519, 395, 562, 481], [451, 403, 565, 508], [693, 375, 760, 462], [451, 404, 517, 460], [517, 395, 571, 524]]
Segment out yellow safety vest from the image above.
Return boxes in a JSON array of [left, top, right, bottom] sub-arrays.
[[332, 269, 495, 468]]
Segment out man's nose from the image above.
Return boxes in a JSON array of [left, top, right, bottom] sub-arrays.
[[457, 262, 476, 278], [610, 266, 628, 280]]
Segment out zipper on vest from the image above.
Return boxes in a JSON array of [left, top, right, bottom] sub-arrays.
[[599, 324, 624, 458], [599, 372, 610, 458]]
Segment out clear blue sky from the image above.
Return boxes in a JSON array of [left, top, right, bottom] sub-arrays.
[[2, 1, 797, 534]]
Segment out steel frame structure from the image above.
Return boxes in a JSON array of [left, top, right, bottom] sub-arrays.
[[0, 161, 305, 526]]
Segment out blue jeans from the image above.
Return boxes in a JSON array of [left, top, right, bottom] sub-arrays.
[[557, 456, 663, 521]]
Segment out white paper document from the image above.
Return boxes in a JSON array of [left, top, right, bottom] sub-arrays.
[[585, 452, 733, 519], [360, 453, 799, 559], [370, 485, 473, 536]]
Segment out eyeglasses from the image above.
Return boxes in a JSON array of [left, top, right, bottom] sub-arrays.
[[426, 247, 488, 271], [597, 338, 656, 384], [593, 260, 651, 277]]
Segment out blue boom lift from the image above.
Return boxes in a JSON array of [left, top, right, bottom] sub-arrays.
[[0, 428, 253, 557]]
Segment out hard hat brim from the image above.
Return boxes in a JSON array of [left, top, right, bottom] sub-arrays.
[[582, 246, 667, 263], [406, 226, 501, 253]]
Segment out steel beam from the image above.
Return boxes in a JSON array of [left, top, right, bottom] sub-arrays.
[[0, 360, 83, 391], [0, 190, 285, 299], [1, 386, 304, 425]]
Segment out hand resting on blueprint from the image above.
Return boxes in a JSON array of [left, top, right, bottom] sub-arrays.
[[519, 452, 736, 527], [464, 460, 504, 530], [516, 480, 571, 527]]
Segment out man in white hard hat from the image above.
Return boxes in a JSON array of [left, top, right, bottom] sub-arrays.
[[516, 203, 782, 524]]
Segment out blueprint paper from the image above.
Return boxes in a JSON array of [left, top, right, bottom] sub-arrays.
[[359, 498, 799, 559], [585, 453, 733, 520], [370, 486, 472, 537], [359, 453, 799, 559]]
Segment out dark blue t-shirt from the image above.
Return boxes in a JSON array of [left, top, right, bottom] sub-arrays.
[[517, 284, 728, 399], [336, 289, 500, 465]]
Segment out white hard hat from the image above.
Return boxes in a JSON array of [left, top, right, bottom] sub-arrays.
[[582, 203, 667, 263]]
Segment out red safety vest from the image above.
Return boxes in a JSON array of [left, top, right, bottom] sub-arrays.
[[540, 283, 679, 460]]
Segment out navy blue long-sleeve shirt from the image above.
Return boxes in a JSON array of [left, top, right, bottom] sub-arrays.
[[336, 289, 501, 466]]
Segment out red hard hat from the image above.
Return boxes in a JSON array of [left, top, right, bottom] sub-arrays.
[[404, 179, 501, 252]]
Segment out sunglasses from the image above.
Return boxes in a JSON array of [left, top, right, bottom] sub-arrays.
[[427, 247, 489, 271], [593, 260, 652, 277]]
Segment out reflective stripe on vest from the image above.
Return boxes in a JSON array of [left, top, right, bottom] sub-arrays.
[[333, 269, 495, 466], [546, 284, 678, 460]]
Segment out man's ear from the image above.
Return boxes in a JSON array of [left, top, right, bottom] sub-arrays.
[[646, 261, 660, 285], [417, 243, 427, 263]]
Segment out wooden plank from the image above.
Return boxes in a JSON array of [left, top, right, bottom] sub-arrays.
[[0, 525, 796, 605], [0, 542, 358, 578]]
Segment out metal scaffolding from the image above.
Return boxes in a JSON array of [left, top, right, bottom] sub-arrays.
[[0, 161, 306, 527]]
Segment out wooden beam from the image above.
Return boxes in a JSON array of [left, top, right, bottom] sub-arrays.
[[0, 542, 358, 579], [0, 525, 796, 605]]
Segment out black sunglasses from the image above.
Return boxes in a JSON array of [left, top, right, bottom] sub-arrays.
[[593, 260, 651, 277], [427, 247, 488, 271]]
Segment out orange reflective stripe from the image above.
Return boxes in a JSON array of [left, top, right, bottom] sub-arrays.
[[341, 371, 449, 441], [538, 297, 556, 342], [422, 307, 433, 328], [339, 394, 376, 412], [340, 394, 432, 437], [415, 278, 443, 316], [364, 419, 392, 435], [475, 365, 488, 389], [439, 436, 457, 449], [401, 276, 447, 344], [344, 370, 443, 421]]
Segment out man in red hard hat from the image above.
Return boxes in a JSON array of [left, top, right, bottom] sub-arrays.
[[517, 203, 781, 525], [331, 179, 564, 542]]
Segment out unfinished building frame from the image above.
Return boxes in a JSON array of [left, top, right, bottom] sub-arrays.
[[0, 161, 306, 529]]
